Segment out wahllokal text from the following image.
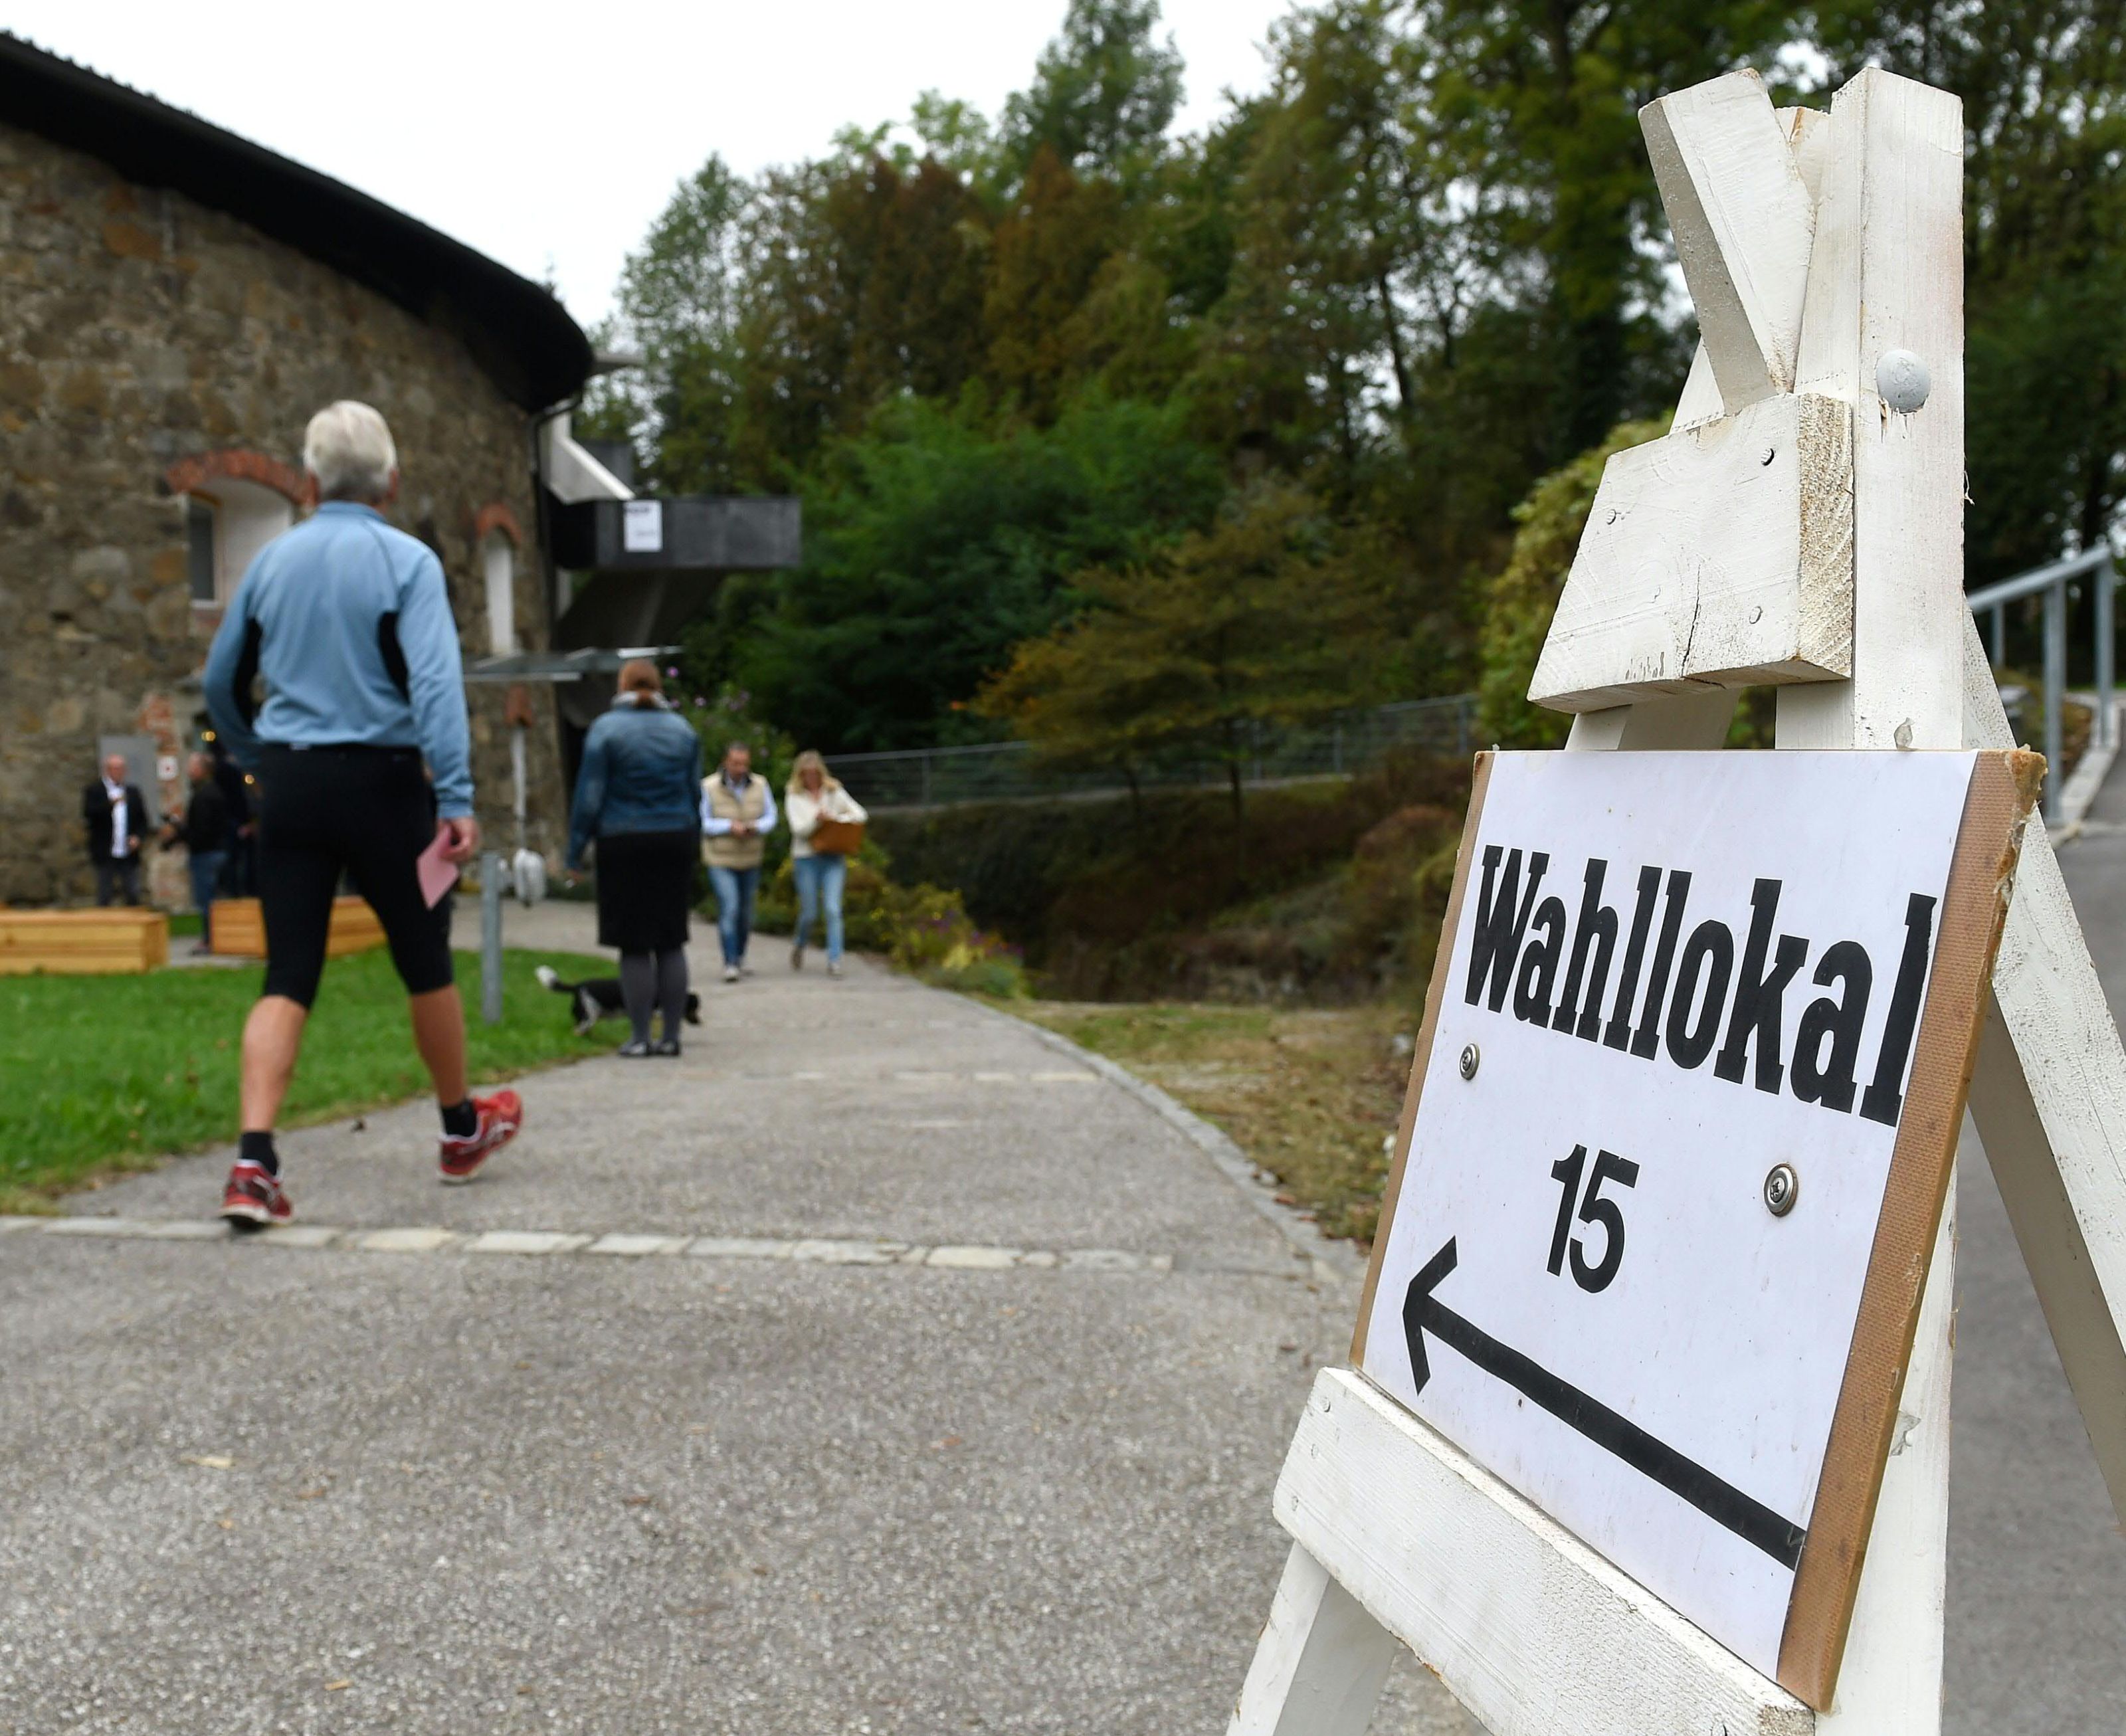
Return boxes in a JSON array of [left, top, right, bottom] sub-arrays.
[[1466, 847, 1935, 1130]]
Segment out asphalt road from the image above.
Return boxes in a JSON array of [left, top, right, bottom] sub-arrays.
[[1945, 779, 2126, 1735], [0, 910, 1473, 1735]]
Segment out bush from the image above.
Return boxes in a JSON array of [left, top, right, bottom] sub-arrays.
[[875, 880, 1030, 995], [739, 844, 1029, 997], [1476, 417, 1668, 750], [871, 750, 1471, 1001]]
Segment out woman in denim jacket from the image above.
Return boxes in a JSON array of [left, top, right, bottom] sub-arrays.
[[565, 661, 703, 1055]]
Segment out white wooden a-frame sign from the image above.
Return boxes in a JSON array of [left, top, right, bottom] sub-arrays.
[[1230, 64, 2126, 1736]]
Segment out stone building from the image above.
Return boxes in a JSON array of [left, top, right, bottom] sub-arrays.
[[0, 34, 599, 906]]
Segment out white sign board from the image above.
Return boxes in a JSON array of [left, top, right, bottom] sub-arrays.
[[622, 498, 664, 553], [1356, 749, 2033, 1699]]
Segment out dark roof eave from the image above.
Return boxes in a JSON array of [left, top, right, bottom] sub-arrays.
[[0, 33, 592, 412]]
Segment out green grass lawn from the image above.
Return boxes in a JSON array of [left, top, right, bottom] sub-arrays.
[[0, 947, 617, 1208]]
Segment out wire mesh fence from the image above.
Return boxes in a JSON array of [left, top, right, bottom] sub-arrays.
[[828, 695, 1478, 811]]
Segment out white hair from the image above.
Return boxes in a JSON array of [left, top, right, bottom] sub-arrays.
[[303, 401, 397, 502]]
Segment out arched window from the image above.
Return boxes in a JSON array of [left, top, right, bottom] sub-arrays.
[[166, 452, 304, 610], [482, 530, 517, 655], [185, 476, 295, 604], [473, 503, 525, 656]]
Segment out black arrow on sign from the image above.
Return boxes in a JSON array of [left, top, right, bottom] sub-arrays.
[[1402, 1238, 1806, 1570]]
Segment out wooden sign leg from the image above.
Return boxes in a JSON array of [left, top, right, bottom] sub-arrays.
[[1959, 610, 2126, 1518], [1564, 689, 1736, 752], [1228, 1543, 1398, 1736], [1771, 68, 1965, 1731], [1814, 1197, 1954, 1732]]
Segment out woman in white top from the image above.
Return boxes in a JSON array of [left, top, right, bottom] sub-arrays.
[[785, 749, 868, 976]]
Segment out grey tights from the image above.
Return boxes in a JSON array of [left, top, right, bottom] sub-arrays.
[[618, 948, 690, 1044]]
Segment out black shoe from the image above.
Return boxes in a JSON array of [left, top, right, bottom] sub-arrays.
[[652, 1036, 681, 1057], [617, 1038, 655, 1058]]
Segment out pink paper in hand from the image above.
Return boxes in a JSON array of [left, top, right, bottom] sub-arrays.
[[417, 828, 460, 909]]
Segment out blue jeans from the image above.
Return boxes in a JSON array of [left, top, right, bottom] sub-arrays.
[[188, 851, 225, 927], [793, 852, 846, 963], [708, 864, 760, 967]]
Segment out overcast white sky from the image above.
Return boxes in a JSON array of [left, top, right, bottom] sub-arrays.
[[4, 1, 1291, 332]]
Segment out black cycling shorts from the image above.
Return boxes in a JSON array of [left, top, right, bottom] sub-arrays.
[[255, 743, 455, 1008]]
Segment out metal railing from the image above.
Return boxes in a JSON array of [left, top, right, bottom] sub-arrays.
[[829, 695, 1478, 811], [1969, 545, 2119, 824]]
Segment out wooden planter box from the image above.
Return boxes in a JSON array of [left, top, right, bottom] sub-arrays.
[[0, 908, 170, 975], [209, 896, 386, 960]]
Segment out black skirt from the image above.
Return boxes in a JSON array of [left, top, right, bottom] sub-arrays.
[[593, 828, 696, 953]]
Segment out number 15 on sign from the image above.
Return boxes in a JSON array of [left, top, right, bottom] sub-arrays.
[[1547, 1144, 1637, 1292], [1353, 748, 2037, 1701]]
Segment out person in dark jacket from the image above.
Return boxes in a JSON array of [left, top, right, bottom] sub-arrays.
[[81, 753, 147, 906], [566, 660, 705, 1056], [209, 740, 256, 897], [159, 751, 229, 953]]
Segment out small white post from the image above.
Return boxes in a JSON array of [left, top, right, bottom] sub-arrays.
[[510, 723, 530, 851], [480, 852, 504, 1026], [2096, 557, 2117, 751]]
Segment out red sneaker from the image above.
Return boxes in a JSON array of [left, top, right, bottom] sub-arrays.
[[220, 1159, 293, 1229], [439, 1090, 523, 1185]]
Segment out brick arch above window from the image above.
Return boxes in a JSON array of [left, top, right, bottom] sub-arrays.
[[165, 449, 306, 504], [474, 502, 525, 547]]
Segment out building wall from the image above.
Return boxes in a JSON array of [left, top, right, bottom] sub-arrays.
[[0, 120, 569, 906]]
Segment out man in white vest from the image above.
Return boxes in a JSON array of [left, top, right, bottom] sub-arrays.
[[701, 741, 777, 984]]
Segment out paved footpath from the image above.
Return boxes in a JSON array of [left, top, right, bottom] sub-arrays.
[[0, 905, 1472, 1735]]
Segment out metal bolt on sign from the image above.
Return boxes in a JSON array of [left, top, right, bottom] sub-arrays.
[[1458, 1044, 1480, 1082], [1763, 1164, 1800, 1218]]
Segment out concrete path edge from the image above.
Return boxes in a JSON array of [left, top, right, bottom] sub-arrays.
[[969, 996, 1367, 1286]]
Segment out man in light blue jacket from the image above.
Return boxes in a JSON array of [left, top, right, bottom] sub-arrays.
[[202, 401, 524, 1227]]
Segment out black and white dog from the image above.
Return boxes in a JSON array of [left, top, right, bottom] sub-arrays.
[[535, 965, 703, 1036]]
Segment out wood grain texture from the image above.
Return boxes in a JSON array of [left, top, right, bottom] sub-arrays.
[[1776, 105, 1834, 203], [1814, 1201, 1955, 1731], [1777, 751, 2040, 1705], [1769, 73, 1968, 1729], [1642, 69, 1817, 412], [0, 908, 168, 975], [1226, 1544, 1399, 1736], [1276, 1369, 1816, 1736], [1960, 612, 2126, 1523], [1564, 688, 1737, 750], [1529, 393, 1854, 712], [1675, 341, 1723, 428], [207, 896, 384, 961], [1778, 71, 1966, 751]]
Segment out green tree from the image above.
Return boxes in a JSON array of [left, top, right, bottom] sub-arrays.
[[984, 149, 1129, 418], [1476, 417, 1668, 749], [999, 0, 1185, 184], [733, 154, 995, 483], [977, 486, 1389, 816], [582, 156, 755, 490], [732, 395, 1224, 751], [602, 0, 2126, 760], [1419, 0, 1789, 453], [1810, 0, 2126, 577]]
